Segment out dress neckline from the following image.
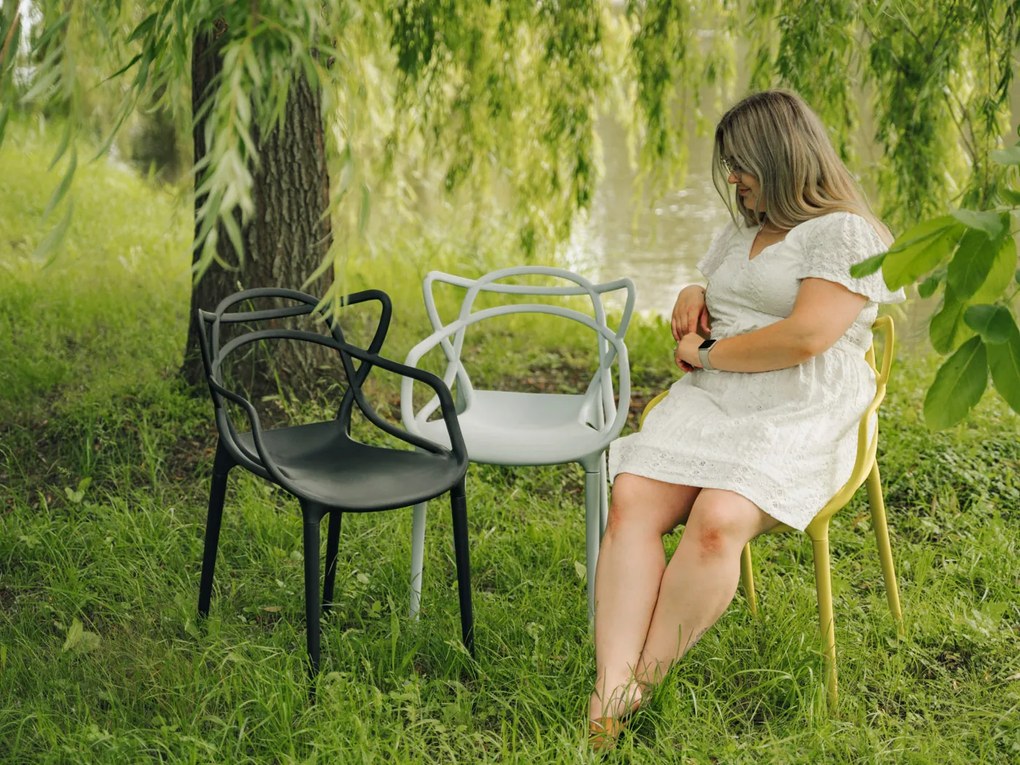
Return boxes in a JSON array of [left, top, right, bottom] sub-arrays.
[[745, 225, 790, 262]]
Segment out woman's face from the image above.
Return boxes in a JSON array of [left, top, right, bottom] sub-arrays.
[[726, 162, 764, 213]]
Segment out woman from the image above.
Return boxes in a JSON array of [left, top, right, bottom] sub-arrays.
[[588, 89, 904, 747]]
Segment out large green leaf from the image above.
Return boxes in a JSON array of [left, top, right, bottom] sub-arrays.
[[963, 304, 1015, 344], [973, 234, 1017, 303], [950, 208, 1008, 239], [923, 336, 988, 429], [881, 216, 964, 289], [946, 228, 999, 300], [987, 321, 1020, 414], [917, 269, 945, 298], [849, 251, 886, 278], [929, 290, 974, 354]]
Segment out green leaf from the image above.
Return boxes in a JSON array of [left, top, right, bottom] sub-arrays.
[[33, 199, 74, 265], [923, 336, 988, 429], [62, 618, 101, 654], [990, 145, 1020, 166], [929, 290, 973, 354], [917, 270, 944, 298], [882, 216, 964, 289], [973, 234, 1017, 304], [946, 227, 999, 301], [964, 305, 1015, 344], [950, 208, 1008, 239], [126, 12, 158, 43], [987, 321, 1020, 414], [1000, 187, 1020, 206], [849, 251, 885, 278], [43, 148, 76, 220]]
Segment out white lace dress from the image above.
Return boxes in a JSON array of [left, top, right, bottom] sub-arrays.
[[608, 211, 905, 530]]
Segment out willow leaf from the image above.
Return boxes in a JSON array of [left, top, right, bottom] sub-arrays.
[[33, 199, 74, 265], [923, 336, 988, 429], [990, 145, 1020, 165]]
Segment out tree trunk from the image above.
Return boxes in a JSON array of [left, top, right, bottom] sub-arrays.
[[182, 23, 332, 395]]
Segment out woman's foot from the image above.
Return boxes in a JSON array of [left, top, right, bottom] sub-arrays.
[[587, 682, 644, 749]]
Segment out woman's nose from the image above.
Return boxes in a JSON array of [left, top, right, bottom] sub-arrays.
[[727, 171, 739, 184]]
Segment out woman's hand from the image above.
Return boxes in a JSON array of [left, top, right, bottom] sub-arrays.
[[671, 285, 711, 342], [674, 332, 704, 372]]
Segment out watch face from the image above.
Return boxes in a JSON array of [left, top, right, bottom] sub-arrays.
[[699, 338, 716, 349]]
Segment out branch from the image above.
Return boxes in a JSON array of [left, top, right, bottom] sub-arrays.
[[0, 6, 22, 75]]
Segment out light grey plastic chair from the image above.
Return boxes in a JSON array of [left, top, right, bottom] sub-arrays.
[[401, 266, 634, 620]]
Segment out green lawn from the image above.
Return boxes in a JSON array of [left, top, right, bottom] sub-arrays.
[[1, 122, 1018, 764]]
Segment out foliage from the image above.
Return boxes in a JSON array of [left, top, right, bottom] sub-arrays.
[[852, 147, 1020, 428], [2, 144, 1019, 763], [2, 1, 1019, 421]]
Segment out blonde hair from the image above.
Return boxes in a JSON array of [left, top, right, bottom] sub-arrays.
[[713, 89, 891, 243]]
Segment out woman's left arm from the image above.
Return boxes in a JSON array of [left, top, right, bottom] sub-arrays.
[[676, 277, 867, 373]]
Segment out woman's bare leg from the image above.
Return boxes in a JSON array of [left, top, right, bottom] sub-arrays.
[[635, 488, 779, 687], [589, 473, 701, 723]]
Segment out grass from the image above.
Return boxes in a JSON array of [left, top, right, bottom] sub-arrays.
[[1, 120, 1019, 764]]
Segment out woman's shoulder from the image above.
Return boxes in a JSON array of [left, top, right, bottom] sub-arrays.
[[794, 210, 887, 239]]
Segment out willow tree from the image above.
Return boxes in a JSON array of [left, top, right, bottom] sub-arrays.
[[1, 0, 1017, 423]]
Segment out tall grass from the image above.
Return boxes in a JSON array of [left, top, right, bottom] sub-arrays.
[[1, 121, 1018, 764]]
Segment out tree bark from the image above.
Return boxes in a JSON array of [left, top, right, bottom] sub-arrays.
[[183, 23, 332, 395]]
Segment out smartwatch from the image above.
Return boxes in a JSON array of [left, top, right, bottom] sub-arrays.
[[698, 338, 718, 371]]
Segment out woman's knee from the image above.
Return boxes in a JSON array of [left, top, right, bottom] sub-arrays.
[[605, 474, 693, 537], [685, 492, 766, 559]]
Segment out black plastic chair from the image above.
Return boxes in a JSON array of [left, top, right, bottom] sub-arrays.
[[195, 287, 474, 676]]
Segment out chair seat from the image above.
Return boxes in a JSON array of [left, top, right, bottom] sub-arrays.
[[238, 422, 464, 511], [415, 390, 607, 465]]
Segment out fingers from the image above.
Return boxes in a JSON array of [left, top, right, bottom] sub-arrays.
[[698, 308, 711, 335]]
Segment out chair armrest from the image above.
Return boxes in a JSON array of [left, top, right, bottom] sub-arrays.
[[204, 376, 306, 495], [339, 343, 468, 465], [401, 304, 631, 444]]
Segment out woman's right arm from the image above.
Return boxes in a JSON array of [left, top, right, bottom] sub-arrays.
[[670, 285, 711, 341]]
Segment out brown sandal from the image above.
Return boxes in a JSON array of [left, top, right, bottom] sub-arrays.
[[588, 716, 628, 751]]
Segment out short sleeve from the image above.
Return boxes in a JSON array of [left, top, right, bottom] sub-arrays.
[[697, 223, 739, 279], [798, 212, 905, 304]]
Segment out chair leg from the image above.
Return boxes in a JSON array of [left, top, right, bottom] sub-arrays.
[[301, 502, 324, 677], [598, 451, 609, 537], [866, 462, 903, 628], [740, 543, 758, 617], [410, 501, 428, 619], [449, 480, 475, 657], [584, 466, 602, 623], [810, 528, 839, 709], [198, 443, 232, 617], [322, 510, 343, 615]]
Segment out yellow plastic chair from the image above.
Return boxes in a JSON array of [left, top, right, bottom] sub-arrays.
[[639, 315, 903, 708]]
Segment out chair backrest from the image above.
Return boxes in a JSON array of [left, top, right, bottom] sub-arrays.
[[404, 267, 634, 432], [196, 287, 393, 475]]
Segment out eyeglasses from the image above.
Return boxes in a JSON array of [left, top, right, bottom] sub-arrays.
[[722, 157, 751, 177]]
